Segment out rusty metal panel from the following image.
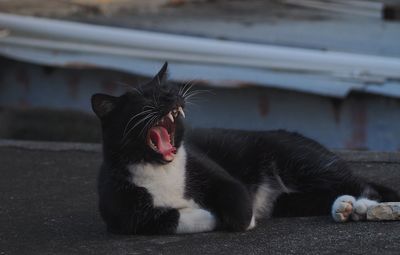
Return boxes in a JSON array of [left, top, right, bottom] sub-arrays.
[[1, 58, 400, 151], [1, 13, 400, 99]]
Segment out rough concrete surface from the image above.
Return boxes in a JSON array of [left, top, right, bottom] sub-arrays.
[[1, 141, 400, 255]]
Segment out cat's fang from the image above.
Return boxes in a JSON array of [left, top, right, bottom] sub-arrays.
[[167, 112, 174, 123], [149, 140, 157, 150], [178, 107, 185, 118]]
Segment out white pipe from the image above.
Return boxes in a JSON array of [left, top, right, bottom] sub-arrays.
[[0, 12, 399, 79], [2, 35, 400, 80], [282, 0, 380, 18], [333, 0, 383, 11], [0, 36, 294, 70]]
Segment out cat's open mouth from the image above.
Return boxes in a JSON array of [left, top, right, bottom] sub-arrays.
[[147, 107, 185, 162]]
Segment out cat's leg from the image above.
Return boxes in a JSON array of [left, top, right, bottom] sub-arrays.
[[100, 185, 215, 235], [187, 152, 253, 232], [271, 163, 382, 219], [261, 132, 399, 221], [332, 182, 400, 222], [205, 177, 253, 231], [106, 206, 216, 235], [273, 184, 397, 222], [272, 189, 379, 221], [247, 215, 256, 230], [103, 206, 181, 235], [176, 208, 216, 234], [110, 207, 216, 234], [272, 181, 383, 221]]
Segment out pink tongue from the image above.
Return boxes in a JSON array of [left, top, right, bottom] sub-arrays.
[[149, 126, 176, 161]]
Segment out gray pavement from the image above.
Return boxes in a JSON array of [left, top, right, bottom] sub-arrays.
[[1, 140, 400, 255]]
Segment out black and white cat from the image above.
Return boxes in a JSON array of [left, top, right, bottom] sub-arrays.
[[91, 63, 399, 235]]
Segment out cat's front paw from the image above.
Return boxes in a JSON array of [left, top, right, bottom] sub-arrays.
[[176, 208, 216, 234]]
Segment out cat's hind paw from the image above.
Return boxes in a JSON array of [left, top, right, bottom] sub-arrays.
[[331, 196, 378, 222], [351, 198, 378, 221], [331, 195, 356, 222]]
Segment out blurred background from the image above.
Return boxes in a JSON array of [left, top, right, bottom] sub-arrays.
[[0, 0, 399, 151]]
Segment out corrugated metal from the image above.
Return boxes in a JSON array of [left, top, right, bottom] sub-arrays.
[[0, 13, 400, 98], [1, 57, 400, 151]]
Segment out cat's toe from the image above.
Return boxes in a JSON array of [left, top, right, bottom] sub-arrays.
[[351, 198, 378, 221], [332, 195, 356, 222]]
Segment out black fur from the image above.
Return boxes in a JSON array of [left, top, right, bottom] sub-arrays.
[[92, 63, 399, 235]]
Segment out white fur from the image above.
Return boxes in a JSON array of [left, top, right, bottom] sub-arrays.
[[332, 195, 356, 222], [352, 198, 378, 221], [332, 195, 377, 222], [247, 215, 256, 230], [129, 144, 199, 209], [129, 144, 216, 233], [252, 181, 285, 219], [176, 208, 216, 234], [253, 183, 274, 218]]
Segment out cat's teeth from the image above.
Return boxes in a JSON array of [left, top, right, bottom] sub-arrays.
[[149, 139, 157, 150], [167, 112, 174, 123], [178, 107, 185, 118]]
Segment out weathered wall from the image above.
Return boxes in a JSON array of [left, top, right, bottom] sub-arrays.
[[1, 57, 400, 151]]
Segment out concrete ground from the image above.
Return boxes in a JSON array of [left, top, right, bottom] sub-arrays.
[[1, 140, 400, 255]]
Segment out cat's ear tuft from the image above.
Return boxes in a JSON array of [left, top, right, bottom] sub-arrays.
[[91, 93, 118, 118], [150, 62, 168, 86]]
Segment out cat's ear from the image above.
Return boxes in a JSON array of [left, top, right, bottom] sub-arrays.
[[91, 93, 118, 118], [150, 62, 168, 86]]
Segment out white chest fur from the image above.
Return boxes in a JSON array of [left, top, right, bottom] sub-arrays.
[[129, 145, 198, 209]]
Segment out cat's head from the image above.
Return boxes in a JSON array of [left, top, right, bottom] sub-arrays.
[[91, 62, 188, 164]]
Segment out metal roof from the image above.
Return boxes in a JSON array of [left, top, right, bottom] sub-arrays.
[[0, 6, 399, 98]]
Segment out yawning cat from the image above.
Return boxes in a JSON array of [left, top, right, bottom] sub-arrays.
[[91, 63, 399, 234]]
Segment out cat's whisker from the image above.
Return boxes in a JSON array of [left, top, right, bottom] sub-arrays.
[[182, 83, 196, 98], [123, 110, 154, 136], [179, 80, 194, 97], [126, 109, 153, 122], [179, 81, 190, 95], [182, 85, 214, 105], [180, 82, 194, 98], [185, 101, 199, 108], [183, 90, 214, 105], [130, 113, 156, 131], [184, 89, 214, 98], [140, 115, 159, 136], [143, 105, 156, 110], [123, 112, 156, 139]]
